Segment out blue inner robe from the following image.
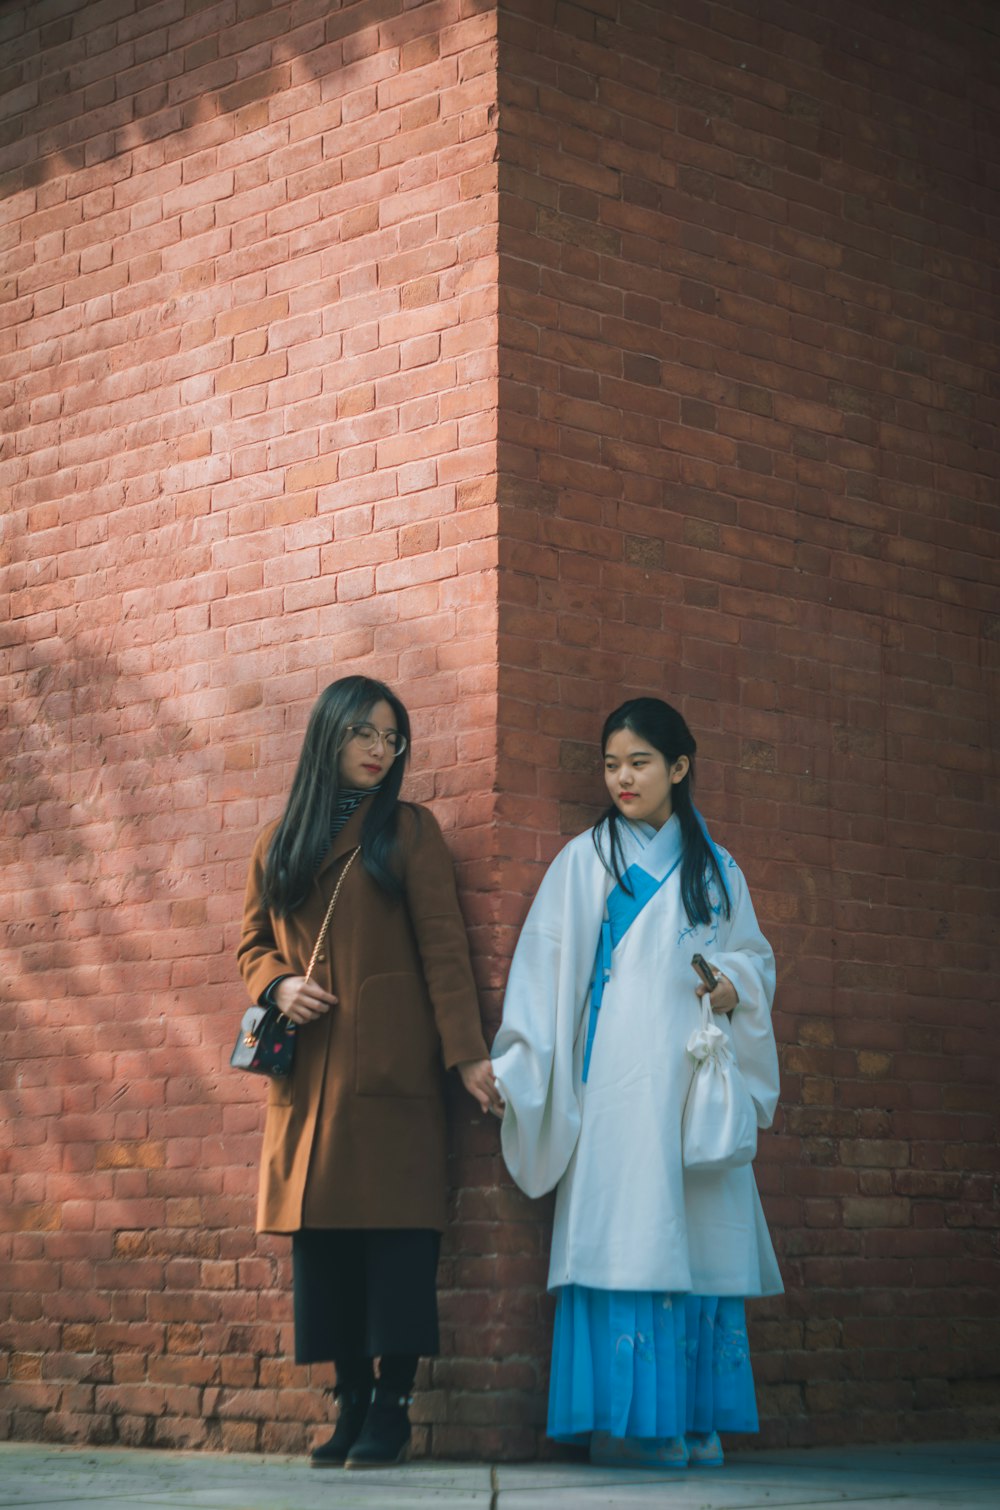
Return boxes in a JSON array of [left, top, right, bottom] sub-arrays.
[[583, 854, 681, 1081]]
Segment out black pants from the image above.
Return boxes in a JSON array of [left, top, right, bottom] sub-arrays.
[[292, 1228, 441, 1365]]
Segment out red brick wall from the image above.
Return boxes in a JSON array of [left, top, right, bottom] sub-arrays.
[[494, 0, 1000, 1449], [2, 0, 998, 1462], [1, 0, 500, 1454]]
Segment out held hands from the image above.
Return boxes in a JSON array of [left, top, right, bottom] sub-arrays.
[[696, 971, 738, 1016], [458, 1058, 505, 1118], [273, 975, 338, 1026]]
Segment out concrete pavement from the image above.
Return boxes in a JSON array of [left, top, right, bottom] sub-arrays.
[[0, 1438, 997, 1508]]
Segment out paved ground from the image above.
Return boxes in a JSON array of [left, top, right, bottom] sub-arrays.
[[0, 1438, 997, 1509]]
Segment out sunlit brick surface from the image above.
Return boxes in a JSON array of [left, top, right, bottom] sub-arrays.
[[1, 0, 501, 1458]]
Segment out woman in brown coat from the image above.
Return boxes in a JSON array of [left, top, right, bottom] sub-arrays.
[[238, 675, 500, 1469]]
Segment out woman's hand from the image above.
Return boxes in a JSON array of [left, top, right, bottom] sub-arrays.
[[273, 975, 338, 1026], [696, 971, 739, 1016], [458, 1058, 505, 1117]]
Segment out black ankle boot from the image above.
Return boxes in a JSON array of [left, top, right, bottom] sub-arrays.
[[310, 1374, 373, 1469], [344, 1385, 412, 1469]]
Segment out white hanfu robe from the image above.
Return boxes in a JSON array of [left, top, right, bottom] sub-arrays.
[[492, 814, 782, 1299]]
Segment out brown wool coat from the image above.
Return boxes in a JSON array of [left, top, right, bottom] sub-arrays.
[[237, 799, 489, 1234]]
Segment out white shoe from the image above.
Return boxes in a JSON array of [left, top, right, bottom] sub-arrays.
[[590, 1431, 688, 1468], [686, 1430, 724, 1467]]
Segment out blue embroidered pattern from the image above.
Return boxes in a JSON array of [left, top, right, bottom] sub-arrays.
[[676, 853, 734, 951], [548, 1288, 759, 1442]]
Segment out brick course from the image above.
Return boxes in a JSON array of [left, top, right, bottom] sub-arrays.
[[1, 0, 998, 1461]]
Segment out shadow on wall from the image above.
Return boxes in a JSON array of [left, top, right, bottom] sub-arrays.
[[0, 581, 283, 1445], [1, 0, 506, 1453], [1, 0, 490, 196]]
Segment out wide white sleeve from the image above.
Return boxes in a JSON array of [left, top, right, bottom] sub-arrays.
[[491, 842, 604, 1199], [707, 856, 780, 1129]]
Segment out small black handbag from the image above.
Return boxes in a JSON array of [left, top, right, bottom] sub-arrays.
[[230, 1001, 296, 1077], [230, 847, 360, 1079]]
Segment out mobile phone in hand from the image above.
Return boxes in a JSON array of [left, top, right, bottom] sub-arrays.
[[691, 953, 718, 992]]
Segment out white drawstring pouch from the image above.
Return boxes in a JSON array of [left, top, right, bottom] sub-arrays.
[[681, 997, 758, 1172]]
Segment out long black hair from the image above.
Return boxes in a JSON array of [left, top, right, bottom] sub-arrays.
[[593, 697, 731, 927], [262, 675, 411, 916]]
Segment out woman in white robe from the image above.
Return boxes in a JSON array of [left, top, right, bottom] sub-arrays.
[[491, 698, 781, 1469]]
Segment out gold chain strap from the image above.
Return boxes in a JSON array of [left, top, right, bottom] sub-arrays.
[[303, 846, 360, 983]]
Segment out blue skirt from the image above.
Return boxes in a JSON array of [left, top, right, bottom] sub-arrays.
[[547, 1287, 759, 1443]]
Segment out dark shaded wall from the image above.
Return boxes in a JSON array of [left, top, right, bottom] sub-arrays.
[[493, 0, 1000, 1448]]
